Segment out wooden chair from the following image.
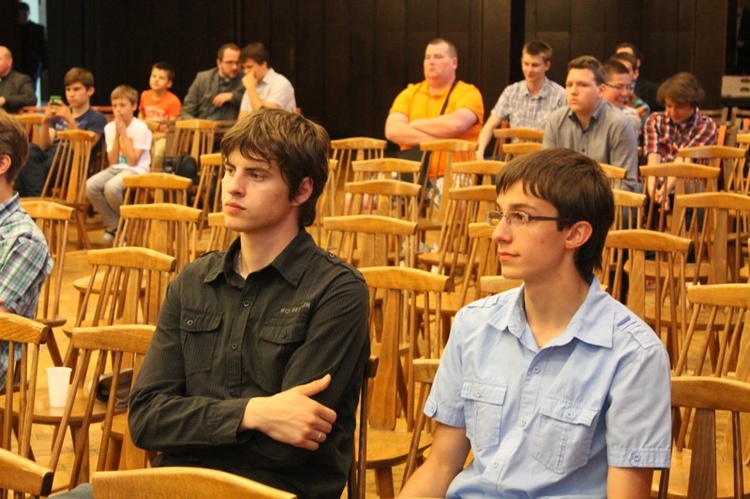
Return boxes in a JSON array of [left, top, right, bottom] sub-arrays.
[[639, 163, 720, 232], [0, 447, 53, 499], [205, 211, 237, 252], [655, 376, 750, 498], [351, 157, 421, 183], [417, 139, 477, 224], [91, 467, 297, 499], [310, 159, 339, 245], [402, 358, 440, 484], [676, 145, 747, 194], [499, 141, 542, 161], [19, 200, 74, 366], [121, 173, 192, 205], [601, 163, 628, 190], [349, 356, 379, 499], [491, 127, 544, 161], [599, 230, 691, 366], [450, 160, 505, 188], [478, 275, 523, 297], [194, 152, 223, 216], [330, 137, 387, 213], [344, 179, 421, 219], [39, 129, 98, 249], [612, 189, 647, 230], [167, 119, 216, 160], [12, 113, 44, 147], [324, 215, 418, 268]]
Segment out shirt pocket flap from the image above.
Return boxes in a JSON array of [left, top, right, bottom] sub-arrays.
[[460, 380, 507, 406], [181, 310, 221, 332], [259, 322, 306, 345], [539, 397, 597, 426]]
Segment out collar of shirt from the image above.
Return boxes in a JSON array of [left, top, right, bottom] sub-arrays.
[[521, 78, 552, 100], [204, 230, 315, 287], [565, 99, 608, 128], [666, 108, 699, 131], [0, 193, 21, 227], [488, 276, 614, 350]]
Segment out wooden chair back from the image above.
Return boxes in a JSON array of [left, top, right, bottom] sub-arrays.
[[323, 215, 418, 268], [612, 189, 647, 230], [118, 203, 202, 272], [600, 229, 691, 365], [0, 314, 48, 460], [491, 127, 544, 160], [639, 163, 720, 232], [41, 129, 98, 248], [676, 145, 747, 193], [91, 467, 297, 499], [351, 157, 420, 183], [478, 275, 523, 297], [0, 448, 53, 499], [450, 160, 505, 188], [168, 119, 216, 160], [657, 376, 750, 499], [348, 356, 379, 499], [500, 141, 543, 161], [402, 358, 440, 483], [600, 163, 627, 190], [50, 325, 155, 488], [358, 267, 449, 430], [418, 139, 476, 222], [206, 212, 237, 252], [194, 152, 223, 215], [343, 179, 421, 221], [330, 138, 387, 207], [122, 173, 192, 205], [12, 113, 44, 147]]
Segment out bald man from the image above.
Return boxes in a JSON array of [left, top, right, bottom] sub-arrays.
[[0, 47, 37, 113]]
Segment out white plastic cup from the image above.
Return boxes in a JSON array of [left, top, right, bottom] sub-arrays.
[[46, 366, 72, 408]]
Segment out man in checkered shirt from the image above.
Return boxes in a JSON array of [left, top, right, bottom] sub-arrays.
[[0, 109, 52, 385]]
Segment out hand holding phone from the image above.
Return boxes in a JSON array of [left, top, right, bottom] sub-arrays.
[[49, 95, 64, 107]]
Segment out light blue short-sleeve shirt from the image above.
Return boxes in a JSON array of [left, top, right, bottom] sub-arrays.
[[426, 277, 672, 498]]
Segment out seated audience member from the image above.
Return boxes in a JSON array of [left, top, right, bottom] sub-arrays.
[[139, 61, 182, 170], [399, 147, 672, 498], [615, 42, 662, 112], [643, 72, 717, 210], [0, 110, 52, 385], [601, 58, 642, 140], [611, 51, 651, 121], [385, 38, 483, 205], [127, 109, 370, 498], [15, 67, 107, 197], [181, 43, 244, 121], [0, 46, 37, 113], [86, 85, 152, 243], [476, 40, 566, 158], [238, 42, 296, 119], [543, 56, 639, 192]]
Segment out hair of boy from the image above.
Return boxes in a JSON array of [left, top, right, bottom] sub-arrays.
[[567, 55, 605, 86], [523, 40, 553, 63], [240, 43, 270, 66], [220, 108, 329, 227], [427, 38, 457, 58], [64, 67, 95, 89], [611, 51, 638, 73], [615, 42, 642, 61], [656, 72, 705, 107], [603, 58, 630, 81], [110, 85, 139, 106], [0, 109, 31, 182], [217, 43, 241, 61], [152, 61, 176, 82], [495, 147, 614, 280]]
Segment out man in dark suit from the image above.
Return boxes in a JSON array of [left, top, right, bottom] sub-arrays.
[[18, 2, 47, 87], [0, 46, 37, 113]]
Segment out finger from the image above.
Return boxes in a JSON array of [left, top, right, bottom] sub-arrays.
[[315, 405, 337, 425], [294, 374, 332, 397]]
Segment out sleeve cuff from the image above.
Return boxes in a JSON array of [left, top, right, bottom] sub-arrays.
[[608, 445, 672, 468]]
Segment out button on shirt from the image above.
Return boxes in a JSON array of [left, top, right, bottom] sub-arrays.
[[425, 277, 672, 498], [490, 78, 567, 130], [544, 100, 640, 193]]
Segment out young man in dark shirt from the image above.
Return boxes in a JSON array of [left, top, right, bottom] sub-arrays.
[[128, 108, 370, 498]]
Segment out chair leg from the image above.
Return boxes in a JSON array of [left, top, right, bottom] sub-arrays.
[[374, 467, 395, 499], [75, 208, 90, 249], [46, 330, 64, 367]]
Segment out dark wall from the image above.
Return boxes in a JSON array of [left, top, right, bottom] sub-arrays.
[[40, 0, 727, 139]]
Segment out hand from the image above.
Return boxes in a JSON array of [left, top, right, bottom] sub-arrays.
[[242, 374, 337, 451], [242, 72, 258, 90], [54, 104, 74, 125], [0, 96, 5, 107], [212, 92, 233, 107]]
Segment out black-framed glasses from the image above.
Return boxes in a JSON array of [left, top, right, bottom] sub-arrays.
[[486, 210, 578, 228]]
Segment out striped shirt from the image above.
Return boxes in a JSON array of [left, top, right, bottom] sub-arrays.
[[643, 108, 717, 162], [0, 193, 52, 384], [490, 78, 567, 130]]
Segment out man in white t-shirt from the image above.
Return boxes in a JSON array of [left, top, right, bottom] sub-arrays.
[[238, 43, 296, 119], [86, 85, 152, 242]]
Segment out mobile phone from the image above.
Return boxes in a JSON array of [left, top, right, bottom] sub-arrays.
[[49, 95, 63, 106]]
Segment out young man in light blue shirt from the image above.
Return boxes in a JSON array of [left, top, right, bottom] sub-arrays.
[[400, 147, 671, 498]]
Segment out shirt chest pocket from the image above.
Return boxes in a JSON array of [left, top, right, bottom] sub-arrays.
[[180, 310, 222, 375], [256, 320, 307, 393], [531, 396, 599, 475], [460, 380, 507, 451]]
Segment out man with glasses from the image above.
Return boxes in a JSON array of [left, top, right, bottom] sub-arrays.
[[601, 58, 642, 142], [543, 56, 639, 193], [181, 43, 244, 121], [400, 147, 671, 498]]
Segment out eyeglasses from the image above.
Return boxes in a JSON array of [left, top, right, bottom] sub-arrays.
[[221, 60, 240, 66], [604, 82, 633, 92], [486, 210, 577, 228]]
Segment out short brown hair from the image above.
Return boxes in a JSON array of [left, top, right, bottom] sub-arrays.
[[495, 147, 614, 280], [64, 67, 95, 89], [657, 72, 705, 107], [241, 43, 270, 66], [220, 108, 329, 227], [0, 110, 30, 182], [523, 40, 553, 62], [152, 62, 175, 82], [603, 58, 630, 81], [568, 56, 605, 85], [428, 38, 457, 58], [217, 43, 240, 61], [110, 85, 139, 105], [611, 51, 637, 73]]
